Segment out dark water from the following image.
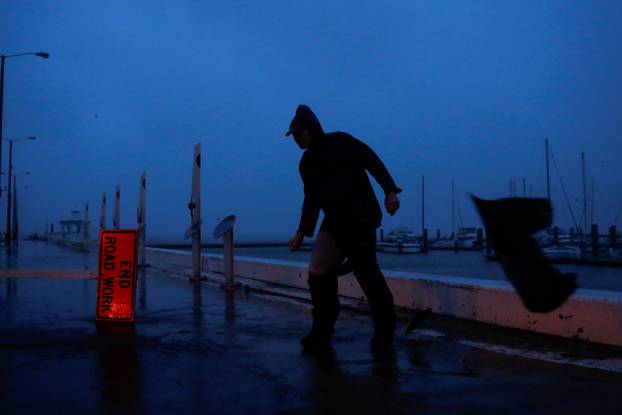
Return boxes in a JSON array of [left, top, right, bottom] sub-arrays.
[[204, 246, 622, 293]]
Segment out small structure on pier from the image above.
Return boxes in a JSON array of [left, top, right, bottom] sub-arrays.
[[59, 209, 91, 239]]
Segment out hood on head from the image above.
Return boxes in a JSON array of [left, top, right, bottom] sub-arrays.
[[286, 105, 324, 138]]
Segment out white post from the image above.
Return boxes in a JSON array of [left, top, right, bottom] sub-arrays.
[[214, 215, 237, 290], [137, 171, 147, 267], [100, 193, 106, 230], [190, 143, 202, 280], [223, 227, 235, 288], [113, 185, 120, 229]]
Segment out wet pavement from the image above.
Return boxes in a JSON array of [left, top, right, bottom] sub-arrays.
[[0, 241, 97, 270], [1, 242, 622, 414]]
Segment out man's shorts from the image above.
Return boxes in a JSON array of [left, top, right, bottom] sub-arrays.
[[309, 231, 343, 275]]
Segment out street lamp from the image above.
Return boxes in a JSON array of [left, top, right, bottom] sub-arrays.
[[13, 176, 31, 241], [2, 136, 36, 243], [0, 51, 49, 199]]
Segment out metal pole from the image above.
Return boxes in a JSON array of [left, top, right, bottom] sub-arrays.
[[451, 180, 455, 237], [0, 56, 5, 199], [113, 185, 120, 229], [191, 144, 201, 280], [99, 193, 106, 229], [138, 171, 146, 267], [590, 178, 595, 227], [5, 140, 12, 243], [421, 175, 425, 235], [581, 152, 587, 235], [223, 228, 234, 288], [12, 175, 17, 241], [545, 139, 551, 204]]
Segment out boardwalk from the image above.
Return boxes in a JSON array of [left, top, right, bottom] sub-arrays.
[[1, 242, 621, 414]]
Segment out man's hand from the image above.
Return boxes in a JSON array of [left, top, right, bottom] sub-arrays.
[[385, 192, 400, 216], [289, 231, 304, 251]]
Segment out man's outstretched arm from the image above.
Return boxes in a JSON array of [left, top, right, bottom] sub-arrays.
[[350, 136, 402, 215]]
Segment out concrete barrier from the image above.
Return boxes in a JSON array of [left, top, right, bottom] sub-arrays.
[[147, 247, 622, 348]]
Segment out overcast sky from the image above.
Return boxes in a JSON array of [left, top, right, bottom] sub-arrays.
[[1, 1, 621, 243]]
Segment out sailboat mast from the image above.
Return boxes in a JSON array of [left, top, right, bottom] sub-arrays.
[[545, 139, 551, 203], [582, 152, 587, 234], [421, 175, 425, 234], [451, 180, 455, 236], [590, 178, 595, 228]]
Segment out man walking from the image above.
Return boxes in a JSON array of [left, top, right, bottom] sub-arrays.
[[286, 104, 402, 351]]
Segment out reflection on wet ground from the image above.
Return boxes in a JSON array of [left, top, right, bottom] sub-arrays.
[[1, 241, 622, 413], [0, 241, 97, 270], [96, 331, 142, 412]]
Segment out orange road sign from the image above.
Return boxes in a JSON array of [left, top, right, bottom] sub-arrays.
[[96, 229, 139, 323]]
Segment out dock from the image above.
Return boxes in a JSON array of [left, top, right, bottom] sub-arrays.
[[1, 241, 622, 414]]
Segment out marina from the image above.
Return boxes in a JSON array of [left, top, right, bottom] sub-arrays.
[[2, 2, 622, 413], [197, 245, 622, 293]]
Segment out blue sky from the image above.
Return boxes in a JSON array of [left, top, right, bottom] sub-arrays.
[[1, 1, 621, 242]]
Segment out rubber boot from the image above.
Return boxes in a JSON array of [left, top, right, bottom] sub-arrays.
[[301, 273, 340, 352]]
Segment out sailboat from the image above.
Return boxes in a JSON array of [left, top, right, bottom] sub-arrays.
[[376, 176, 424, 254], [429, 181, 482, 250], [376, 226, 422, 253]]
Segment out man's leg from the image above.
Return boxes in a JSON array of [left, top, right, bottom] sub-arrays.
[[333, 227, 396, 347], [303, 230, 342, 349]]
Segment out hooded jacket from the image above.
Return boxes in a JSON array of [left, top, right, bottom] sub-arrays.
[[290, 105, 402, 236]]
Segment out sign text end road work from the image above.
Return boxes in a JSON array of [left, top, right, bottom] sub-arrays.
[[96, 229, 139, 325]]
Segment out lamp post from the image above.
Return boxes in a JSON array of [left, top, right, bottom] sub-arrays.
[[12, 173, 30, 241], [0, 51, 49, 199], [3, 136, 35, 243]]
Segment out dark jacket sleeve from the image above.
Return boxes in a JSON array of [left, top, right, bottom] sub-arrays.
[[297, 156, 320, 237], [350, 136, 402, 195]]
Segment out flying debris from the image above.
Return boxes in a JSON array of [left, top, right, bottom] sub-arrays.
[[471, 196, 577, 313]]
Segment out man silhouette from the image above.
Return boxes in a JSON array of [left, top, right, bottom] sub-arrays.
[[286, 105, 402, 351]]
